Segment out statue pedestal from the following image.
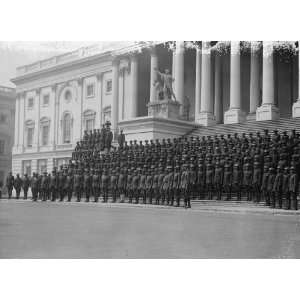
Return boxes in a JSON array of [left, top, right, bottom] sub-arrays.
[[147, 99, 181, 120], [292, 100, 300, 118]]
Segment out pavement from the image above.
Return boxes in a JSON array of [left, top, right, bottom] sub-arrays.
[[1, 197, 300, 258]]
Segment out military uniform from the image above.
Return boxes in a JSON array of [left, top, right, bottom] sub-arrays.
[[214, 162, 223, 200], [49, 171, 57, 201], [92, 170, 100, 202], [64, 171, 74, 202], [6, 172, 14, 199], [282, 167, 290, 210], [14, 174, 22, 199], [273, 167, 283, 208], [41, 172, 49, 201], [180, 164, 191, 208], [289, 167, 298, 210], [101, 170, 110, 203], [73, 171, 82, 202], [31, 174, 39, 201], [22, 174, 30, 200]]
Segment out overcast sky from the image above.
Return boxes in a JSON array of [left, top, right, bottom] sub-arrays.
[[0, 41, 131, 87]]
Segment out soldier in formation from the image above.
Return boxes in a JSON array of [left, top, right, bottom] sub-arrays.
[[6, 128, 300, 211]]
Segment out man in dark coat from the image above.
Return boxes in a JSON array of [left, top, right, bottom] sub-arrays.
[[22, 174, 31, 200], [289, 166, 298, 210], [6, 172, 14, 199], [117, 130, 126, 149], [14, 174, 23, 199]]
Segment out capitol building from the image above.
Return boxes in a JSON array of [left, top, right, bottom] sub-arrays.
[[11, 41, 300, 175]]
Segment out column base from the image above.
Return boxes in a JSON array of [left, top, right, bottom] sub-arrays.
[[256, 104, 279, 121], [292, 100, 300, 118], [246, 112, 257, 121], [224, 108, 246, 124], [195, 112, 216, 127]]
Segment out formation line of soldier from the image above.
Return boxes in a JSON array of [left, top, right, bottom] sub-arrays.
[[3, 126, 300, 210]]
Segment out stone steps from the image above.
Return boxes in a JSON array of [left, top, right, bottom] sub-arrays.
[[188, 117, 300, 138]]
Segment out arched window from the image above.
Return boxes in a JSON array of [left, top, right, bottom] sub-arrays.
[[62, 113, 72, 143]]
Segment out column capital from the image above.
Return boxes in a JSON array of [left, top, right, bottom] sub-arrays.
[[35, 88, 41, 95], [51, 84, 57, 92]]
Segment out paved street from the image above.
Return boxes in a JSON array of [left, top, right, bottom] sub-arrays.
[[1, 199, 300, 258]]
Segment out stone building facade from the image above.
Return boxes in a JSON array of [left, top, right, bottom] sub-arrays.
[[11, 41, 300, 175]]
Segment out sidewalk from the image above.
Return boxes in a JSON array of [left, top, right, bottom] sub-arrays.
[[1, 198, 299, 216]]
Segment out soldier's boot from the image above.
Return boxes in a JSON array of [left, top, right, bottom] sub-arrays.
[[278, 194, 283, 209], [187, 199, 191, 208]]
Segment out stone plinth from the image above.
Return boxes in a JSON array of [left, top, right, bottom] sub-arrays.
[[292, 101, 300, 118], [118, 116, 198, 142], [224, 108, 246, 124], [196, 112, 216, 126], [147, 99, 181, 120], [256, 104, 279, 121]]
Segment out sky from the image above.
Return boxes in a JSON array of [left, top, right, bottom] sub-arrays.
[[0, 41, 131, 87]]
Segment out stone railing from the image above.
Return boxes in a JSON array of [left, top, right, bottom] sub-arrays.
[[15, 44, 110, 77]]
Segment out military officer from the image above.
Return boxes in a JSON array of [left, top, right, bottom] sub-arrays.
[[289, 166, 298, 210], [92, 169, 100, 202], [101, 169, 110, 203], [282, 167, 290, 210], [41, 172, 49, 201]]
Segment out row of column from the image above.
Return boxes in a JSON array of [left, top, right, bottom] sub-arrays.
[[195, 41, 281, 126]]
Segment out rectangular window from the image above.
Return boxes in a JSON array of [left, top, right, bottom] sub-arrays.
[[27, 128, 34, 147], [85, 119, 94, 131], [63, 115, 71, 144], [43, 94, 50, 106], [106, 79, 112, 94], [22, 160, 32, 176], [41, 125, 49, 146], [28, 98, 34, 109], [86, 84, 95, 98], [38, 159, 47, 174], [0, 140, 5, 154]]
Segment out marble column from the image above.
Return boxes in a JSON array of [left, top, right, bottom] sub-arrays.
[[194, 47, 201, 121], [256, 41, 279, 121], [130, 55, 138, 118], [292, 41, 300, 117], [197, 41, 216, 126], [224, 41, 246, 124], [248, 41, 260, 120], [150, 48, 158, 102], [96, 73, 103, 127], [214, 52, 222, 123], [174, 41, 185, 112], [111, 58, 120, 138]]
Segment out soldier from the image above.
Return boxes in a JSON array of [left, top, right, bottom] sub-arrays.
[[261, 166, 269, 205], [145, 168, 154, 204], [110, 170, 118, 203], [289, 166, 298, 210], [205, 161, 214, 200], [31, 173, 39, 202], [73, 170, 82, 202], [180, 164, 191, 209], [22, 174, 31, 200], [65, 170, 74, 202], [273, 166, 283, 209], [49, 171, 57, 201], [214, 161, 223, 200], [118, 168, 127, 203], [157, 167, 165, 205], [5, 172, 14, 199], [282, 167, 290, 210], [92, 169, 100, 202], [267, 167, 276, 207], [152, 167, 160, 205], [105, 122, 113, 151], [83, 169, 92, 202], [14, 174, 23, 199], [232, 162, 242, 201], [127, 169, 134, 203], [101, 169, 110, 203], [172, 165, 181, 206], [139, 168, 147, 204], [196, 161, 205, 199], [132, 169, 140, 204], [57, 170, 66, 201], [41, 172, 49, 201], [252, 161, 262, 203], [118, 130, 125, 149], [243, 158, 253, 201], [223, 161, 232, 201]]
